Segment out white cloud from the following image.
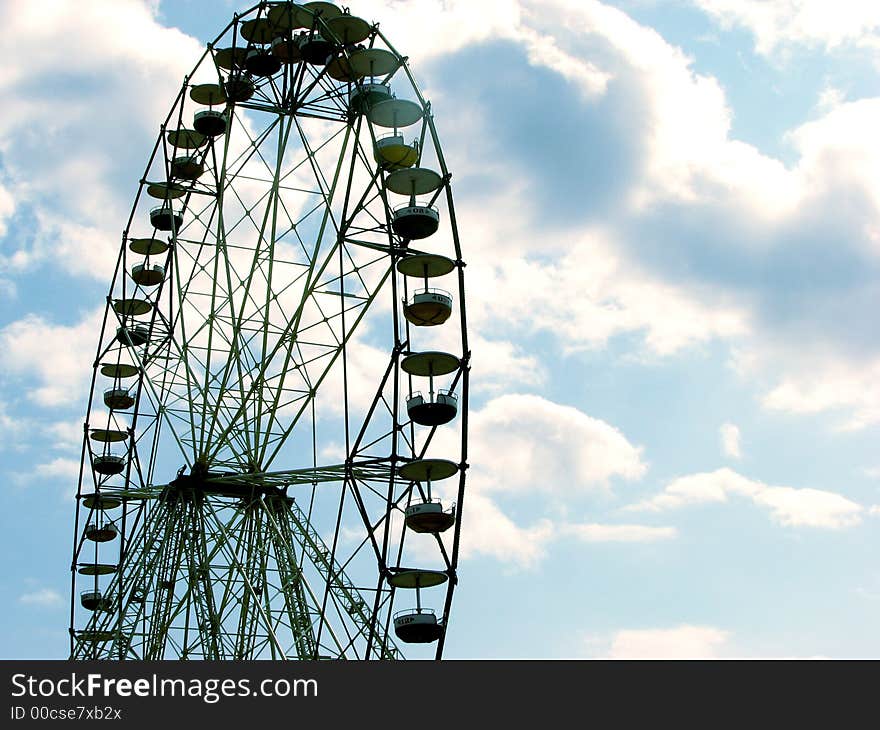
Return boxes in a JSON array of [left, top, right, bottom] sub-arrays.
[[0, 182, 14, 237], [423, 394, 664, 568], [465, 234, 749, 358], [691, 0, 880, 55], [720, 422, 742, 459], [602, 624, 731, 659], [35, 458, 80, 480], [0, 0, 202, 279], [761, 355, 880, 431], [0, 309, 103, 408], [631, 467, 864, 529], [354, 0, 522, 65], [753, 486, 863, 528], [447, 393, 647, 496], [456, 493, 556, 569], [455, 498, 676, 568], [19, 588, 63, 607], [517, 24, 612, 97], [0, 400, 29, 451], [787, 98, 880, 245], [561, 522, 677, 542], [42, 419, 83, 452], [469, 335, 546, 393], [513, 0, 801, 216]]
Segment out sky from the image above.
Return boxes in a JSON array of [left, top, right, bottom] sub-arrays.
[[2, 0, 880, 659]]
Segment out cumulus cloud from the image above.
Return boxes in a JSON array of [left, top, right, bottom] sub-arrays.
[[600, 624, 731, 659], [42, 418, 84, 452], [423, 394, 673, 568], [0, 0, 877, 432], [0, 0, 202, 279], [408, 0, 880, 434], [631, 467, 864, 528], [478, 1, 880, 433], [6, 0, 873, 432], [465, 235, 748, 358], [0, 309, 103, 408], [456, 493, 556, 568], [0, 182, 14, 237], [19, 588, 63, 607], [561, 522, 676, 543], [720, 422, 742, 459], [691, 0, 880, 55], [0, 400, 29, 452], [449, 393, 647, 495], [35, 457, 80, 480], [760, 354, 880, 431], [455, 498, 676, 568]]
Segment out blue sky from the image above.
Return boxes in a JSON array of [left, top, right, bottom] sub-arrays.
[[2, 0, 880, 659]]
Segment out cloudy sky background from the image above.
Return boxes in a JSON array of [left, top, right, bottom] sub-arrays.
[[2, 0, 880, 658]]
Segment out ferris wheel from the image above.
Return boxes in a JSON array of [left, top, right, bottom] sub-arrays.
[[68, 1, 469, 660]]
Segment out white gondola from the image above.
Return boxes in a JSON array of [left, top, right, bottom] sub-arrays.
[[89, 428, 128, 444], [405, 500, 455, 534], [99, 362, 138, 379], [166, 128, 206, 150], [388, 569, 447, 644], [194, 110, 228, 137], [116, 324, 150, 347], [407, 389, 458, 426], [213, 47, 246, 71], [325, 13, 372, 45], [349, 82, 391, 113], [76, 630, 115, 643], [85, 522, 118, 542], [224, 75, 255, 103], [80, 590, 105, 611], [103, 387, 135, 410], [374, 134, 418, 170], [171, 155, 205, 180], [146, 182, 187, 200], [240, 17, 276, 44], [150, 205, 183, 231], [131, 263, 165, 287], [112, 298, 152, 317], [298, 30, 334, 65], [403, 288, 452, 326], [392, 203, 440, 240], [77, 563, 117, 576], [271, 35, 302, 63], [245, 47, 282, 76], [128, 238, 168, 256], [92, 454, 125, 475], [82, 493, 123, 510], [393, 608, 443, 644]]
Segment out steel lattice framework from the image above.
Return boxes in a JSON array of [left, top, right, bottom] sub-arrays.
[[69, 1, 469, 660]]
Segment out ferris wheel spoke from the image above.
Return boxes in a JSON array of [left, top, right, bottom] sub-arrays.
[[265, 495, 401, 659], [264, 518, 318, 658], [201, 500, 288, 658], [203, 130, 356, 467], [263, 271, 393, 468], [195, 116, 288, 460]]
